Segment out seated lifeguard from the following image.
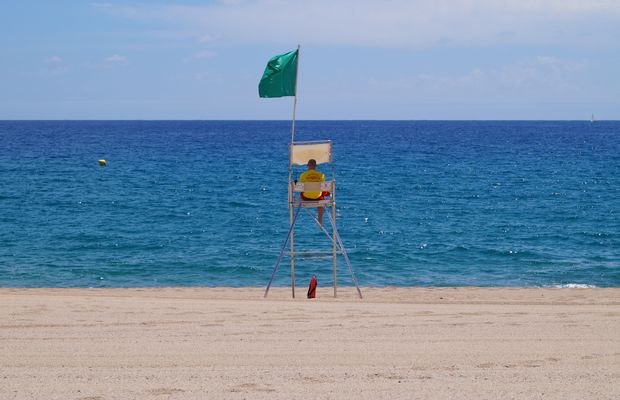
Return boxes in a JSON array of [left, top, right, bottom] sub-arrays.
[[300, 158, 330, 225]]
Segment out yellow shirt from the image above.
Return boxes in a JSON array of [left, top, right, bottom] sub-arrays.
[[299, 170, 325, 199]]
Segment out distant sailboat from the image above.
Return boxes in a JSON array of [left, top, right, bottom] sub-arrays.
[[590, 114, 596, 123]]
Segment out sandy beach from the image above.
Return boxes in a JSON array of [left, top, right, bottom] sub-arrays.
[[1, 287, 619, 399]]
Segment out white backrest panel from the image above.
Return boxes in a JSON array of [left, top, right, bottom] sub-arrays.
[[291, 181, 334, 192], [290, 142, 332, 166]]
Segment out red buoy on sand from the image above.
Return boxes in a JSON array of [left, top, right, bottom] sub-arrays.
[[307, 275, 317, 299]]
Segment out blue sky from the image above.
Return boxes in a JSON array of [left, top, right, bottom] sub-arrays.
[[1, 1, 619, 120]]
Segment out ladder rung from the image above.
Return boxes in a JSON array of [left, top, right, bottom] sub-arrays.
[[289, 250, 340, 255]]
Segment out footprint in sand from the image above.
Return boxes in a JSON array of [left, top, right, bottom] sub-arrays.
[[145, 388, 185, 396], [229, 383, 275, 393], [367, 372, 406, 380]]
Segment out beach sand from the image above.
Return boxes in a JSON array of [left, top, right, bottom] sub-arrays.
[[2, 287, 619, 399]]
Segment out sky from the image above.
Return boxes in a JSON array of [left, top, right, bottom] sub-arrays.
[[1, 0, 619, 120]]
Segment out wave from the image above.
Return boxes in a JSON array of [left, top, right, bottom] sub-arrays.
[[548, 283, 598, 288]]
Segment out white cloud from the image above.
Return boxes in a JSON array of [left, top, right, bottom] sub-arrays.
[[198, 34, 218, 43], [42, 56, 68, 75], [194, 72, 211, 81], [360, 55, 590, 104], [101, 0, 620, 48], [48, 66, 69, 76], [191, 50, 216, 59], [535, 56, 588, 72], [105, 54, 127, 62], [498, 56, 588, 89]]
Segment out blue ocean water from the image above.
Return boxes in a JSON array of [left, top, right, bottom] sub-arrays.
[[0, 120, 619, 288]]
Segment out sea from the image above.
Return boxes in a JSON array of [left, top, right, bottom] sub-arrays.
[[0, 120, 618, 288]]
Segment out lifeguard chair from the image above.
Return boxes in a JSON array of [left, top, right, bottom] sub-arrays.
[[264, 140, 363, 299]]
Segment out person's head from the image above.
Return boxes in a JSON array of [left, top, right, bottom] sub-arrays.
[[307, 159, 317, 170]]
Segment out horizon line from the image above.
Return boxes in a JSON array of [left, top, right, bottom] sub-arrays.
[[0, 119, 617, 122]]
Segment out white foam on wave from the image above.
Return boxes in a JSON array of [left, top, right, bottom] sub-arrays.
[[550, 283, 598, 289]]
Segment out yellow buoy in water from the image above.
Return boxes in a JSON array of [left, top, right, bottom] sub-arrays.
[[98, 159, 107, 167]]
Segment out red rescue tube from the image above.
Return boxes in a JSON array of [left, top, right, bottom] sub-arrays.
[[307, 275, 317, 299]]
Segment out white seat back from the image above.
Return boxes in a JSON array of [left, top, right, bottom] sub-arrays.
[[290, 141, 332, 166], [291, 181, 333, 193]]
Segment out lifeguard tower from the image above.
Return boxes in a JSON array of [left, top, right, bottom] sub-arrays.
[[258, 47, 362, 298], [264, 140, 363, 299]]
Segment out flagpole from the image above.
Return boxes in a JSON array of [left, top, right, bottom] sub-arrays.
[[291, 45, 300, 144], [289, 45, 300, 298]]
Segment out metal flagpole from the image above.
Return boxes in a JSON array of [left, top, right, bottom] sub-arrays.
[[291, 44, 300, 144], [289, 45, 300, 298], [288, 147, 295, 298]]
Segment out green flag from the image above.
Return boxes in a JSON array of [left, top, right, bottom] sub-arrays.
[[258, 49, 298, 98]]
